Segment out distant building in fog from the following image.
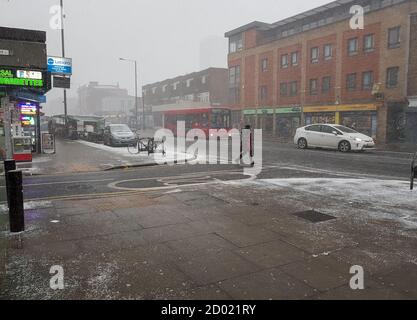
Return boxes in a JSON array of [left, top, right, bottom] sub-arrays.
[[77, 81, 141, 126], [143, 68, 229, 128]]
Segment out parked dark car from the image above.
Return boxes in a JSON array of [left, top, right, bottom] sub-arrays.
[[103, 124, 137, 147]]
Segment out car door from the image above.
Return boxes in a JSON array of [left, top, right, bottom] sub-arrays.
[[304, 125, 322, 146], [319, 125, 340, 149]]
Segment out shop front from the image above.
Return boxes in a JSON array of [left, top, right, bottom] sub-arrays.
[[243, 109, 257, 129], [242, 108, 275, 133], [257, 108, 274, 134], [303, 104, 378, 138], [276, 106, 301, 139]]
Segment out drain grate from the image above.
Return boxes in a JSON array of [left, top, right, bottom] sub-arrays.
[[293, 210, 336, 223]]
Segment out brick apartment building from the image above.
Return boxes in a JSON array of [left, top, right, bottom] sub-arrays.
[[225, 0, 417, 143], [143, 68, 228, 128]]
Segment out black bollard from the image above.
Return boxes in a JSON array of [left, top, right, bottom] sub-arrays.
[[7, 170, 25, 233], [4, 159, 16, 207]]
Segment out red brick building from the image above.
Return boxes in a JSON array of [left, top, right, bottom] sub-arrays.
[[225, 0, 417, 143], [143, 68, 228, 128]]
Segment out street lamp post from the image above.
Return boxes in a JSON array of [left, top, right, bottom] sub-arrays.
[[119, 58, 143, 132], [60, 0, 68, 125]]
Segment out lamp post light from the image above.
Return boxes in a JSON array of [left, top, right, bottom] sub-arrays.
[[119, 58, 144, 132]]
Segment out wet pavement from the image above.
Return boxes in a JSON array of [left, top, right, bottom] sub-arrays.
[[1, 176, 417, 299], [1, 137, 417, 300]]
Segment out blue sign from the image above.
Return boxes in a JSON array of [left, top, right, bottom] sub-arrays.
[[47, 56, 72, 75]]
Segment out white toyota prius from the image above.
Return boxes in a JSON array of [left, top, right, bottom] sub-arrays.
[[294, 124, 376, 152]]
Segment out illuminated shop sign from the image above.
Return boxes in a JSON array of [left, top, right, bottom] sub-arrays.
[[0, 68, 44, 88], [20, 115, 35, 126], [18, 102, 38, 115], [16, 70, 43, 80]]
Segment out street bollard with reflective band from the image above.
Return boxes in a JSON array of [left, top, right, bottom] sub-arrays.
[[4, 159, 16, 208], [7, 170, 25, 233]]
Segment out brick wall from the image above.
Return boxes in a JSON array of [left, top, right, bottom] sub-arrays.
[[407, 13, 417, 96], [306, 34, 337, 105]]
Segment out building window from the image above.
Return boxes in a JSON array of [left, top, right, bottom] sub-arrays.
[[310, 79, 318, 95], [311, 47, 319, 63], [280, 82, 288, 97], [198, 92, 210, 103], [229, 66, 241, 87], [346, 73, 357, 91], [201, 75, 207, 84], [184, 94, 194, 101], [386, 67, 399, 88], [162, 84, 168, 92], [152, 87, 157, 94], [229, 66, 241, 104], [348, 38, 358, 56], [388, 26, 401, 49], [186, 78, 193, 88], [229, 88, 240, 104], [324, 44, 333, 60], [322, 76, 331, 93], [362, 71, 374, 90], [364, 34, 375, 53], [289, 81, 298, 96], [259, 86, 268, 101], [261, 58, 268, 72], [173, 82, 180, 91], [281, 54, 289, 68], [291, 52, 299, 66], [229, 34, 243, 53]]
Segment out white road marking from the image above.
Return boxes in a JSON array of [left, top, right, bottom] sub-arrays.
[[108, 171, 254, 191], [23, 178, 115, 187]]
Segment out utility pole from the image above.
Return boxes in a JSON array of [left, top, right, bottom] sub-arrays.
[[134, 60, 139, 131], [142, 88, 146, 132], [60, 0, 68, 125], [1, 96, 12, 159], [120, 58, 141, 132]]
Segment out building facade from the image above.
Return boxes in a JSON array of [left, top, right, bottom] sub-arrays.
[[143, 68, 229, 128], [225, 0, 417, 143], [77, 81, 140, 126], [0, 26, 50, 159]]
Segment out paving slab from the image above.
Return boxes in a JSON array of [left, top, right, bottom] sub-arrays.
[[280, 255, 351, 292], [234, 239, 307, 269], [174, 249, 260, 286], [218, 268, 317, 300]]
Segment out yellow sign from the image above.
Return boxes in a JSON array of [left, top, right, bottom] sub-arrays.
[[304, 104, 377, 113]]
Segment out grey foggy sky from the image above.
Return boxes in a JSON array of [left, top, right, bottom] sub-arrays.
[[0, 0, 330, 111]]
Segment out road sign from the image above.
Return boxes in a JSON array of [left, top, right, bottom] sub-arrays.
[[53, 76, 71, 89], [47, 56, 72, 75]]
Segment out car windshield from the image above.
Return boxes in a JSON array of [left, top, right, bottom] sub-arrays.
[[110, 125, 132, 133], [333, 125, 359, 134]]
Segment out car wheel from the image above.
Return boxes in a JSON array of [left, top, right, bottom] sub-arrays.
[[339, 140, 351, 153], [298, 138, 308, 150]]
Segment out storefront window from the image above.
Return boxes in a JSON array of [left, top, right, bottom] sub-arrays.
[[276, 115, 301, 138], [306, 113, 335, 124], [340, 112, 377, 138]]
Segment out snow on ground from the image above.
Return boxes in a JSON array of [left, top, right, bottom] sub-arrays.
[[76, 140, 195, 164], [0, 200, 53, 214], [240, 177, 417, 229]]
